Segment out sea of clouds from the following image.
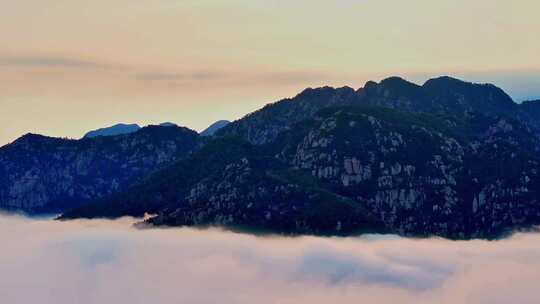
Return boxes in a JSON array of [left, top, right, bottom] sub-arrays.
[[0, 212, 539, 304]]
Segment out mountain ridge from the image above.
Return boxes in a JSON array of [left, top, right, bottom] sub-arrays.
[[0, 125, 200, 213], [4, 75, 540, 238], [58, 76, 540, 238], [217, 76, 536, 145], [200, 120, 231, 136], [83, 123, 141, 138]]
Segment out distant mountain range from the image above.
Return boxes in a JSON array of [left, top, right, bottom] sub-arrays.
[[83, 123, 141, 138], [83, 122, 181, 139], [2, 76, 540, 238], [82, 120, 229, 139]]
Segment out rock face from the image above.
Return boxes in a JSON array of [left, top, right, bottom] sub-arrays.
[[282, 108, 540, 238], [0, 126, 200, 213], [143, 106, 540, 238], [149, 156, 387, 235], [63, 137, 387, 234], [83, 123, 141, 138], [51, 76, 540, 238]]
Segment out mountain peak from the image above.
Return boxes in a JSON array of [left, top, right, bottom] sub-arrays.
[[361, 76, 423, 100], [9, 133, 50, 146], [422, 75, 464, 87], [159, 122, 178, 127], [295, 86, 355, 99], [380, 76, 419, 87], [422, 76, 505, 93], [83, 123, 141, 139], [201, 120, 231, 137], [379, 76, 422, 93]]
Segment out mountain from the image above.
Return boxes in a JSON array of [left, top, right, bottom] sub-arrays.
[[83, 123, 141, 138], [520, 100, 540, 122], [159, 122, 178, 127], [60, 76, 540, 238], [362, 76, 518, 118], [200, 120, 231, 137], [0, 126, 200, 213], [217, 77, 528, 145], [217, 86, 360, 144], [61, 135, 388, 235]]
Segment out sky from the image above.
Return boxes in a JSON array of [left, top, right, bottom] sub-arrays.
[[1, 213, 540, 304], [1, 0, 539, 146]]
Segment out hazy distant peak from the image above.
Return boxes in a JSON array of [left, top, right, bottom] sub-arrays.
[[83, 123, 141, 138], [200, 120, 231, 136], [159, 122, 178, 127]]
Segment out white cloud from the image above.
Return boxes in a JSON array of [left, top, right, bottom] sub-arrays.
[[0, 213, 539, 304]]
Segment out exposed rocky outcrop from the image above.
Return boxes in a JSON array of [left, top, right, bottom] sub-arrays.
[[149, 156, 387, 235], [281, 108, 540, 238]]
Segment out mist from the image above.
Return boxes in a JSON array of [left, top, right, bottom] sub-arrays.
[[1, 213, 539, 304]]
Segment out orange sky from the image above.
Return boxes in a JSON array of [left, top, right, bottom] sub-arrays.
[[1, 0, 539, 145]]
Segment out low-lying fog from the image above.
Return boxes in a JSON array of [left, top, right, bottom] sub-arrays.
[[1, 212, 539, 304]]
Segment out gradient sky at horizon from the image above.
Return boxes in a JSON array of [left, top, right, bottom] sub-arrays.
[[1, 0, 539, 145]]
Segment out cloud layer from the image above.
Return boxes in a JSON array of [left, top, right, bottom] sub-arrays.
[[0, 55, 116, 69], [1, 213, 540, 303]]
